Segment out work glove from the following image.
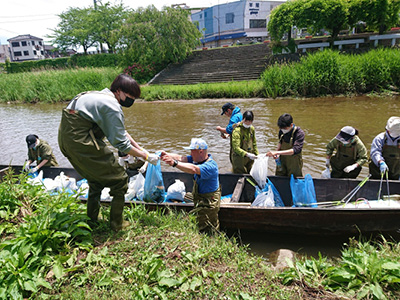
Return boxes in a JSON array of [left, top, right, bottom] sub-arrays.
[[29, 167, 38, 174], [24, 163, 30, 172], [139, 161, 148, 174], [118, 157, 125, 167], [343, 163, 358, 173], [325, 158, 330, 168], [147, 153, 160, 165], [246, 153, 257, 160], [379, 161, 388, 174]]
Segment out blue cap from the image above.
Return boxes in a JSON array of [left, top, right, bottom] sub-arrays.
[[183, 138, 208, 150]]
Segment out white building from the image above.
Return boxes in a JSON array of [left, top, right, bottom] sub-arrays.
[[7, 34, 45, 62], [0, 44, 11, 63], [191, 0, 286, 48]]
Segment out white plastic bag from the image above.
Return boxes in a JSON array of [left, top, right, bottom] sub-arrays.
[[250, 156, 269, 189], [321, 168, 331, 179], [251, 185, 274, 207], [166, 179, 186, 202], [126, 173, 145, 200]]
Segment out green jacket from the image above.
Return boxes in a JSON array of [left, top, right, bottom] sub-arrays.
[[231, 123, 258, 157], [326, 135, 368, 167], [28, 139, 58, 167]]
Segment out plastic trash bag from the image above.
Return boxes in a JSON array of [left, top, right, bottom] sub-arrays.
[[126, 173, 145, 200], [252, 184, 274, 207], [250, 156, 269, 189], [290, 174, 317, 207], [143, 154, 165, 203], [253, 180, 285, 207], [321, 168, 331, 179], [166, 179, 186, 202]]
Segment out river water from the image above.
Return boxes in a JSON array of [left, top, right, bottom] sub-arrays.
[[1, 95, 399, 257]]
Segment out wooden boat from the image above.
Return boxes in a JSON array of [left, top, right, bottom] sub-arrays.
[[2, 165, 400, 236]]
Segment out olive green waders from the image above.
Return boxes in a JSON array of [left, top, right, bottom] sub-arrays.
[[369, 141, 400, 180], [276, 126, 303, 177], [331, 143, 361, 178], [58, 97, 128, 231], [191, 180, 221, 234]]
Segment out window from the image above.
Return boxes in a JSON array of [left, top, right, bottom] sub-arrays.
[[200, 14, 202, 19], [14, 51, 22, 56], [226, 13, 234, 24], [204, 12, 207, 17], [12, 42, 20, 47], [41, 51, 44, 55], [21, 41, 27, 46], [270, 4, 274, 11], [39, 41, 42, 46], [250, 19, 266, 28], [256, 3, 259, 7], [23, 50, 29, 56], [249, 3, 253, 7], [32, 41, 35, 45], [33, 50, 37, 55]]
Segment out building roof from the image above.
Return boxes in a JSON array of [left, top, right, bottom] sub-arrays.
[[7, 34, 43, 42]]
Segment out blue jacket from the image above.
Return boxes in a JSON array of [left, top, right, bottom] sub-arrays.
[[226, 106, 242, 135]]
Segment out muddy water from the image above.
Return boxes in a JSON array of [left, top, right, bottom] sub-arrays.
[[1, 96, 399, 257]]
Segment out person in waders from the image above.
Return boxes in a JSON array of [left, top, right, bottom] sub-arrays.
[[369, 116, 400, 180], [58, 74, 159, 232], [160, 138, 221, 234], [266, 113, 305, 177], [326, 126, 368, 179], [216, 102, 242, 165], [24, 134, 58, 173], [231, 110, 258, 174]]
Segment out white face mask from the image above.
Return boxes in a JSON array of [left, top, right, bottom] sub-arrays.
[[243, 123, 251, 129], [281, 128, 291, 134]]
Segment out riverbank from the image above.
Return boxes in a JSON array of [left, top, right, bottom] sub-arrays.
[[0, 48, 398, 103]]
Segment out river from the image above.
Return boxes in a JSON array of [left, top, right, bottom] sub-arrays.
[[1, 95, 399, 257]]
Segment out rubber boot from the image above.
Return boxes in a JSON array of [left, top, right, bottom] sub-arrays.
[[110, 193, 130, 231], [87, 183, 102, 223]]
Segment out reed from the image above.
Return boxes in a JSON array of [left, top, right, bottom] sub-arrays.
[[0, 67, 120, 103], [261, 48, 400, 98]]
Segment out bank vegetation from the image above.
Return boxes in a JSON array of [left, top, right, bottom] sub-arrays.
[[0, 48, 399, 103]]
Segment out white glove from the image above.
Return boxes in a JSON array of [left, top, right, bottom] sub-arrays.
[[246, 153, 257, 160], [24, 163, 30, 172], [118, 157, 125, 167], [343, 163, 358, 173], [139, 161, 148, 174], [29, 167, 38, 173], [127, 155, 135, 164], [325, 158, 330, 168], [147, 153, 160, 165]]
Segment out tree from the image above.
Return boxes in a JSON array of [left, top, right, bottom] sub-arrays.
[[118, 6, 201, 71], [90, 2, 130, 53], [49, 7, 97, 54], [267, 1, 297, 42]]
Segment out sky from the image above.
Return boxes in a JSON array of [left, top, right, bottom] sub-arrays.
[[0, 0, 227, 45]]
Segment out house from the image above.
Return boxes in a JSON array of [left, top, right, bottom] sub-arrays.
[[191, 0, 286, 48], [7, 34, 45, 62], [0, 44, 11, 63]]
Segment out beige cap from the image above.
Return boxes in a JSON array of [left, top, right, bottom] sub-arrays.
[[386, 116, 400, 137]]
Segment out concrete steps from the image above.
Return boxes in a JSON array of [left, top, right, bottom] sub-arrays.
[[149, 43, 271, 85]]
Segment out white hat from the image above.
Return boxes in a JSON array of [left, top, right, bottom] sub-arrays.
[[183, 138, 208, 150], [335, 126, 356, 143], [386, 116, 400, 137]]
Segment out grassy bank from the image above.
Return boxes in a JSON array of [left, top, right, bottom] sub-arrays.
[[262, 48, 400, 98], [2, 171, 400, 299], [0, 48, 399, 103]]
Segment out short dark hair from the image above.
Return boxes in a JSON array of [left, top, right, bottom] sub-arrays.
[[277, 113, 293, 128], [243, 110, 254, 121], [110, 74, 141, 98]]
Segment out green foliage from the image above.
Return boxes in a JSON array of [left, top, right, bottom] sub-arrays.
[[119, 6, 201, 72], [278, 238, 400, 299], [261, 48, 400, 98], [0, 171, 92, 299], [123, 62, 156, 84]]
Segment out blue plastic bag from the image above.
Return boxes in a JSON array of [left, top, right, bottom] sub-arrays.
[[143, 154, 165, 203], [254, 180, 284, 207], [290, 174, 317, 207]]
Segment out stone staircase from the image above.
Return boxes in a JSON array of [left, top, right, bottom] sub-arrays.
[[149, 43, 272, 85]]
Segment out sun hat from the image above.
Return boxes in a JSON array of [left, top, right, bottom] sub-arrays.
[[335, 126, 356, 143]]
